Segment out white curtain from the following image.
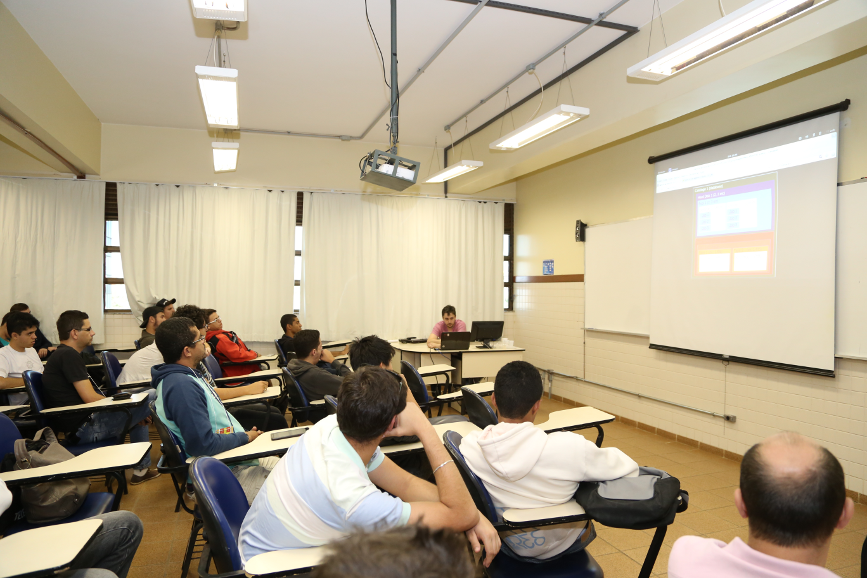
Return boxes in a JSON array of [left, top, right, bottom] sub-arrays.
[[0, 177, 106, 343], [117, 183, 295, 341], [301, 192, 504, 339]]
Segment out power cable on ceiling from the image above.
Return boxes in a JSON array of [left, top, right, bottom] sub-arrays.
[[364, 0, 390, 89]]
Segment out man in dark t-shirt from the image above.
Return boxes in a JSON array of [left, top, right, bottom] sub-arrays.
[[43, 310, 160, 485]]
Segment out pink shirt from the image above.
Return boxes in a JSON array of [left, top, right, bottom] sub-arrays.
[[431, 319, 466, 337], [669, 536, 840, 578]]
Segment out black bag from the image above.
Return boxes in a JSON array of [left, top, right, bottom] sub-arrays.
[[574, 467, 689, 530]]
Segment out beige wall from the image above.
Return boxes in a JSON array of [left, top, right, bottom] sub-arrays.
[[515, 49, 867, 276]]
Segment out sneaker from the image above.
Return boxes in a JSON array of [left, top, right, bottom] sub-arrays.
[[130, 470, 161, 485], [184, 488, 197, 504]]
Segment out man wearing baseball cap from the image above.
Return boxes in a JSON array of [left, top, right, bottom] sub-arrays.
[[156, 298, 176, 320], [138, 306, 165, 349]]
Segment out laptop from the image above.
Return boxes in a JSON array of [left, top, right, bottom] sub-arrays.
[[440, 331, 471, 350]]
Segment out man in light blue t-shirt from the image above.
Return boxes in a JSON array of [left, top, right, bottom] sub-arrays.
[[239, 367, 501, 567]]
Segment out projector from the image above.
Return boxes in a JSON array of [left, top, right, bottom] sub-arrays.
[[359, 150, 420, 192]]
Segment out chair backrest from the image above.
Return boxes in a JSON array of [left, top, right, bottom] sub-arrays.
[[149, 402, 188, 467], [324, 395, 338, 415], [461, 387, 498, 429], [273, 340, 288, 367], [134, 339, 140, 350], [22, 370, 47, 414], [100, 351, 124, 390], [282, 367, 311, 426], [202, 354, 224, 379], [399, 360, 430, 404], [443, 430, 500, 524], [0, 413, 22, 459], [190, 457, 249, 573]]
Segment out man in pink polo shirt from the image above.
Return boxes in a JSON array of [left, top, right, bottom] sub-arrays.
[[426, 305, 467, 349], [669, 432, 854, 578]]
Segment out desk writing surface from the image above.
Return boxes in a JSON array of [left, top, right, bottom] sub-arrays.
[[323, 339, 352, 348], [1, 443, 150, 484], [0, 405, 27, 414], [222, 386, 280, 408], [244, 546, 329, 576], [536, 407, 614, 433], [191, 427, 308, 464], [437, 382, 494, 400], [41, 391, 149, 414], [3, 385, 26, 394], [417, 364, 455, 376], [381, 421, 480, 456], [392, 341, 524, 354], [0, 518, 103, 578]]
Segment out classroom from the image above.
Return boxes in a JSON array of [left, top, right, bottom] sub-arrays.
[[1, 0, 865, 577]]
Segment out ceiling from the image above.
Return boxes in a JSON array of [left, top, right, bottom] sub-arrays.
[[2, 0, 686, 147]]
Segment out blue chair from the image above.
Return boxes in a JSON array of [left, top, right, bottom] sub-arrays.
[[443, 430, 603, 578], [22, 371, 129, 456], [134, 339, 140, 350], [400, 361, 470, 425], [461, 387, 498, 429], [283, 368, 326, 426], [274, 339, 288, 367], [324, 394, 338, 415], [0, 413, 116, 537]]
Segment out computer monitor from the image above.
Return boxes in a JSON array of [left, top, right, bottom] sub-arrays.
[[470, 321, 504, 349]]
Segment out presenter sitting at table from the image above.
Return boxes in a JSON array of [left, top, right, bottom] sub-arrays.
[[1, 479, 144, 578], [42, 310, 160, 485], [203, 309, 261, 379], [426, 305, 467, 349], [0, 312, 43, 406], [287, 329, 351, 420], [460, 360, 638, 562], [238, 367, 500, 566], [153, 317, 277, 504]]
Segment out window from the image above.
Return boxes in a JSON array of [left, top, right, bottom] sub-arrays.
[[295, 192, 303, 312], [504, 203, 514, 311], [104, 183, 130, 311]]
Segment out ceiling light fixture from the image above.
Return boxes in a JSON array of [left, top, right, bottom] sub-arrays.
[[426, 160, 483, 183], [195, 65, 239, 128], [627, 0, 830, 81], [191, 0, 247, 21], [490, 104, 589, 150], [212, 142, 239, 172]]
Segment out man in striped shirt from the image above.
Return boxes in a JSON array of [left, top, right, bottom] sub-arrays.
[[239, 367, 500, 566]]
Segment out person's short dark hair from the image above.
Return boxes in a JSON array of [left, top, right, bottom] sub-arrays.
[[175, 304, 205, 329], [294, 329, 320, 359], [349, 335, 395, 370], [311, 525, 473, 578], [155, 317, 197, 364], [740, 435, 846, 547], [280, 313, 298, 332], [7, 312, 39, 337], [56, 310, 89, 341], [201, 309, 217, 323], [441, 305, 456, 317], [493, 360, 543, 419], [9, 303, 29, 313], [337, 368, 407, 443], [1, 311, 14, 327]]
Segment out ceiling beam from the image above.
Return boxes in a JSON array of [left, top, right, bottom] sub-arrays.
[[444, 0, 638, 33], [0, 109, 85, 177]]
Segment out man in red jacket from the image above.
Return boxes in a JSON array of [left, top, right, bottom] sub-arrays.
[[203, 309, 260, 378]]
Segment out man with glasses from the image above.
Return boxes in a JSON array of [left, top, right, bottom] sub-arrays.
[[153, 317, 277, 504], [202, 309, 261, 379], [42, 310, 160, 485]]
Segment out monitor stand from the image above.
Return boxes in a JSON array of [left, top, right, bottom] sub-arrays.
[[475, 339, 494, 349]]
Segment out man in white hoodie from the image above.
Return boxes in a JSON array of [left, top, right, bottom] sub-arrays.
[[460, 360, 639, 562]]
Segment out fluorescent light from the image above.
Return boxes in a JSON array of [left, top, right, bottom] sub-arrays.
[[425, 160, 484, 183], [195, 65, 239, 128], [490, 105, 589, 151], [191, 0, 247, 21], [212, 142, 239, 172], [628, 0, 830, 81]]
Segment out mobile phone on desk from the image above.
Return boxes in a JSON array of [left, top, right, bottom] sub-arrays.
[[270, 427, 307, 441], [112, 392, 133, 401]]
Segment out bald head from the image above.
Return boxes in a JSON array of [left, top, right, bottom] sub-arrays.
[[740, 432, 846, 547]]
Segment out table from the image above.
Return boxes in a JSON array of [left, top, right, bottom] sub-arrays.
[[244, 546, 329, 577], [0, 518, 103, 578], [536, 407, 615, 446], [380, 420, 480, 457], [192, 426, 309, 464], [1, 442, 151, 510], [222, 386, 281, 408], [393, 341, 524, 384]]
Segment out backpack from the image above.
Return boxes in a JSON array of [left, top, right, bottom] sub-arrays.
[[12, 428, 91, 523], [574, 467, 689, 530]]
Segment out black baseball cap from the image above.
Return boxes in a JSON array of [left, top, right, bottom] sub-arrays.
[[156, 298, 176, 308], [140, 306, 161, 328]]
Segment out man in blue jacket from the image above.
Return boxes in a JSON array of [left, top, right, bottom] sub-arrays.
[[152, 316, 278, 504]]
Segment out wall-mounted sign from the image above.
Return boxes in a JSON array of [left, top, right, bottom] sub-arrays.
[[543, 260, 554, 275]]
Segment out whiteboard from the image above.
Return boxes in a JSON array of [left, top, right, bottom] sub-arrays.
[[585, 217, 653, 336], [835, 180, 867, 360]]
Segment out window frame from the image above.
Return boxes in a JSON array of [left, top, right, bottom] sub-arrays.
[[504, 203, 514, 311], [104, 182, 130, 312], [295, 191, 303, 313]]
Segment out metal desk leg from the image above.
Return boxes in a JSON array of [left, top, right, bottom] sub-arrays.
[[638, 525, 667, 578], [594, 425, 604, 447], [109, 470, 128, 510]]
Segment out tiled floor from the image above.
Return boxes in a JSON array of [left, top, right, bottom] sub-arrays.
[[118, 396, 866, 578]]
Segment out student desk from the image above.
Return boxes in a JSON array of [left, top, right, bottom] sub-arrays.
[[537, 407, 615, 446], [221, 386, 281, 408], [190, 427, 310, 465], [380, 421, 481, 457], [40, 391, 149, 415], [323, 339, 353, 349], [0, 442, 151, 510], [0, 405, 27, 415], [223, 354, 278, 368], [0, 518, 103, 578], [393, 342, 524, 386], [244, 546, 329, 577]]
